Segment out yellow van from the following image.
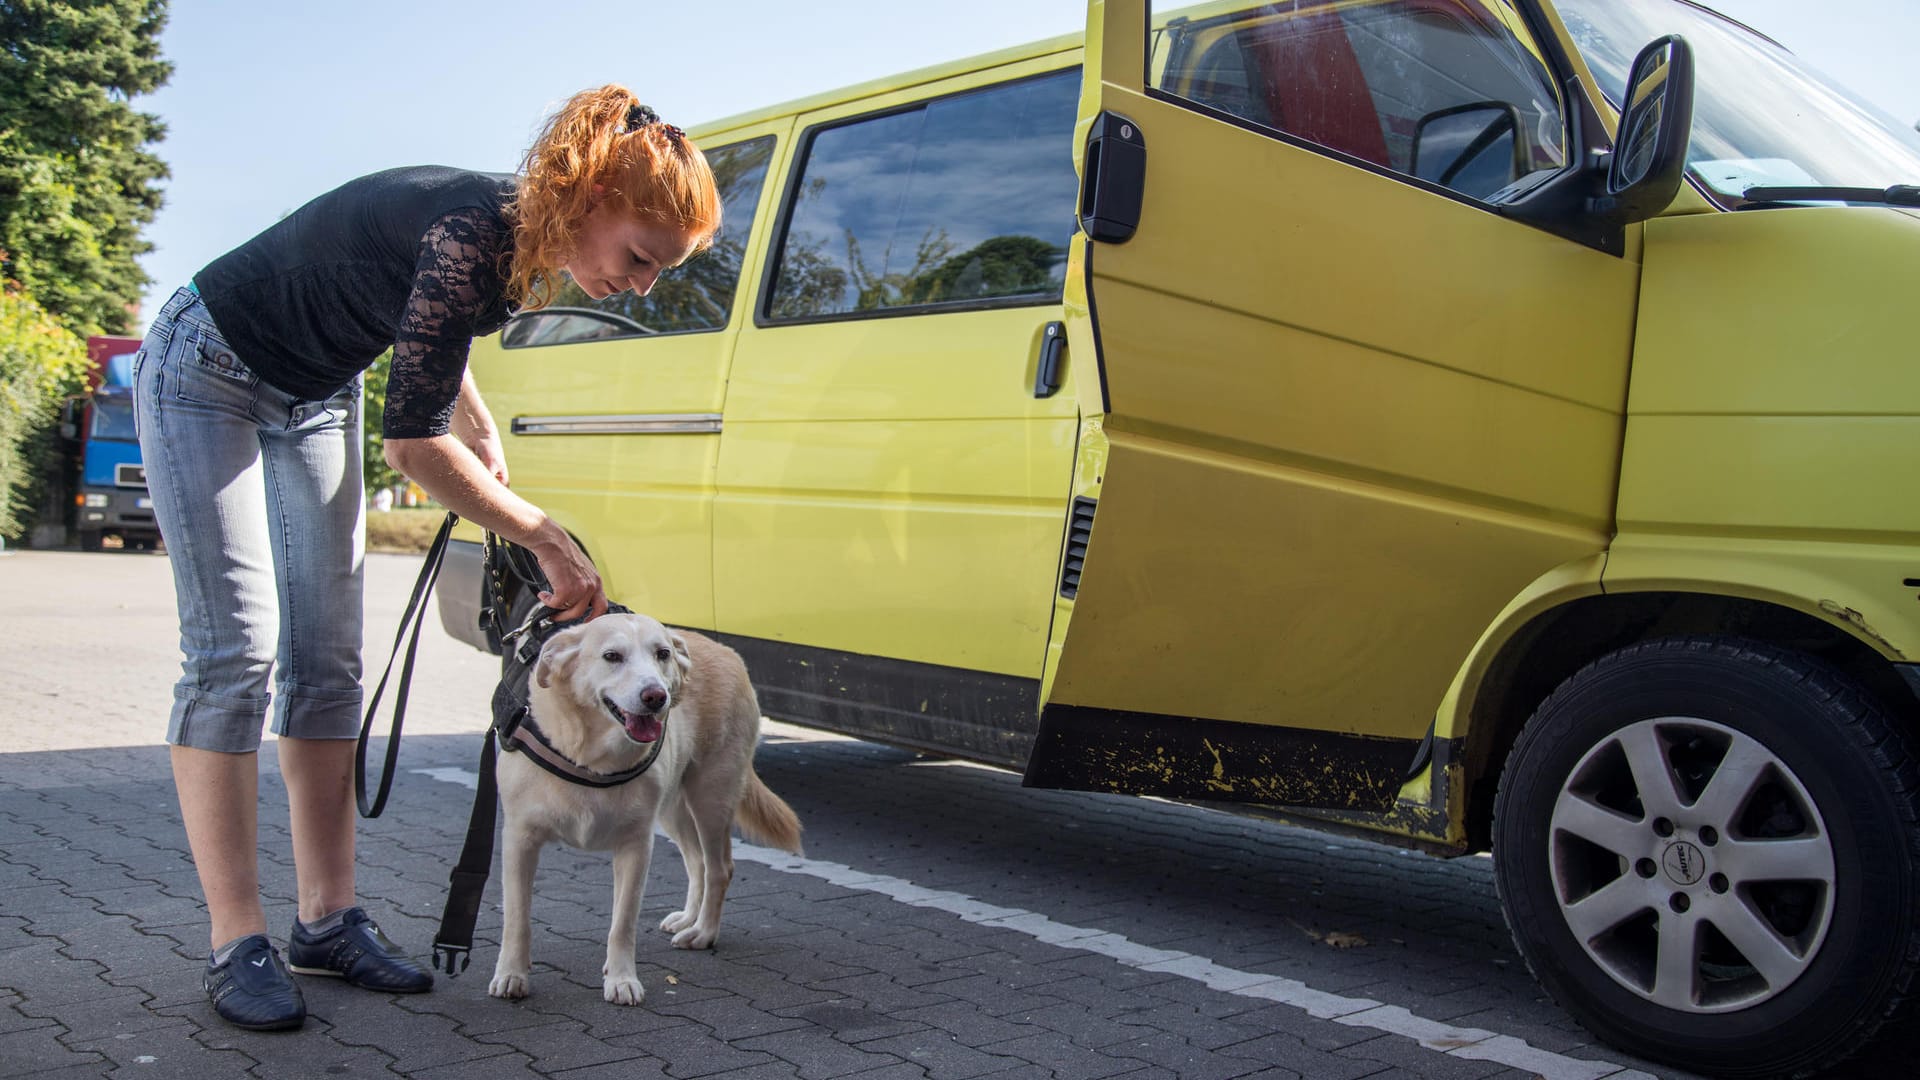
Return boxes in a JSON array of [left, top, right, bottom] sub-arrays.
[[436, 1, 1920, 1074]]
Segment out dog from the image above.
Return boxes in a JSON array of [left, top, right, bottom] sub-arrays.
[[486, 612, 803, 1005]]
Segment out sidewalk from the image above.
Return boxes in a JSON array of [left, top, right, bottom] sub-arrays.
[[1, 549, 1679, 1080]]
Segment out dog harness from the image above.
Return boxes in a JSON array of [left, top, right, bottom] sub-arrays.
[[491, 604, 664, 788]]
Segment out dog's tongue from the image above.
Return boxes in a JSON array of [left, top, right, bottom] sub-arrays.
[[621, 710, 663, 743]]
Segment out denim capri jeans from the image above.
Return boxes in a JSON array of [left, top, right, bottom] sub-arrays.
[[134, 285, 367, 753]]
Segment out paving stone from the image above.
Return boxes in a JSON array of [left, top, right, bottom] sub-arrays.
[[1007, 1001, 1159, 1051], [852, 1031, 1033, 1080], [606, 1022, 779, 1078], [836, 1065, 931, 1080], [406, 1050, 545, 1080], [649, 995, 813, 1041], [470, 1018, 653, 1073], [811, 971, 960, 1013], [1092, 1031, 1271, 1080], [0, 1023, 106, 1074], [774, 1002, 925, 1045], [734, 1026, 909, 1078], [1330, 1032, 1527, 1080], [973, 1031, 1149, 1080], [1213, 1029, 1395, 1080], [313, 989, 519, 1074], [908, 975, 1064, 1018], [546, 1056, 675, 1080]]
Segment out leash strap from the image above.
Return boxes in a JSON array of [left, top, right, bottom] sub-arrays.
[[431, 726, 499, 975], [354, 511, 458, 819]]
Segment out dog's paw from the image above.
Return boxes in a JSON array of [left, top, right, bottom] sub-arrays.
[[603, 974, 645, 1005], [659, 910, 695, 934], [488, 971, 531, 999], [671, 923, 719, 950]]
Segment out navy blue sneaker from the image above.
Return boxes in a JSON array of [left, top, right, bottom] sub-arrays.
[[205, 934, 306, 1031], [287, 907, 433, 993]]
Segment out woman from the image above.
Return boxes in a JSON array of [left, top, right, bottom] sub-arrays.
[[132, 85, 720, 1032]]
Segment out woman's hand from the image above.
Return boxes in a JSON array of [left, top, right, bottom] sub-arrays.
[[528, 523, 608, 623]]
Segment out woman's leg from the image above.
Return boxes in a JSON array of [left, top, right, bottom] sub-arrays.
[[135, 289, 282, 950], [258, 378, 367, 923]]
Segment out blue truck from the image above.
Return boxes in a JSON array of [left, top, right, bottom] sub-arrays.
[[59, 335, 160, 551]]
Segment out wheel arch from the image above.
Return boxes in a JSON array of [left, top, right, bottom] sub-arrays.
[[1455, 588, 1920, 852]]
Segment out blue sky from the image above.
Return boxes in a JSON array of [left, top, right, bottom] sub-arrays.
[[133, 1, 1920, 327]]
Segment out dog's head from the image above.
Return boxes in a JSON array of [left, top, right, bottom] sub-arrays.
[[533, 613, 692, 745]]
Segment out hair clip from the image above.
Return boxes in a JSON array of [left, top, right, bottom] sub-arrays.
[[624, 104, 660, 133], [659, 124, 686, 144]]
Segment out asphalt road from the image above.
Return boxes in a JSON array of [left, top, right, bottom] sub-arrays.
[[0, 546, 1697, 1080]]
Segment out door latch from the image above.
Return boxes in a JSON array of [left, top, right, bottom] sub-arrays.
[[1034, 321, 1067, 398], [1079, 112, 1146, 243]]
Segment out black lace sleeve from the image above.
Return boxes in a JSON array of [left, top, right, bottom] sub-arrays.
[[381, 206, 513, 439]]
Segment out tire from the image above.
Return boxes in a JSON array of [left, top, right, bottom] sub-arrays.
[[77, 529, 103, 552], [1492, 636, 1920, 1079]]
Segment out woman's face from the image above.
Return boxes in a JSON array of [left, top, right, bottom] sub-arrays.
[[563, 200, 704, 301]]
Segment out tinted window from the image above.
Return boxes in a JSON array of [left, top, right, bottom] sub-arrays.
[[767, 69, 1081, 322], [1152, 1, 1567, 201], [502, 136, 776, 348]]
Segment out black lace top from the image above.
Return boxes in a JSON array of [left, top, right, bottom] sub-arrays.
[[193, 166, 518, 438]]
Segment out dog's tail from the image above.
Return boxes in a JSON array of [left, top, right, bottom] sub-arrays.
[[736, 770, 803, 855]]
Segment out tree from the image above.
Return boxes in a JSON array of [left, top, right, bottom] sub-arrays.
[[0, 282, 88, 540], [0, 0, 172, 334], [360, 350, 404, 497]]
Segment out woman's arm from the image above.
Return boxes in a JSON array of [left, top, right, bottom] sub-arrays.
[[384, 435, 606, 621], [382, 207, 605, 621], [449, 368, 509, 486]]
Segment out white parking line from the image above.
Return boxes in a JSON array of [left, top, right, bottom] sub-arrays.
[[414, 766, 1659, 1080]]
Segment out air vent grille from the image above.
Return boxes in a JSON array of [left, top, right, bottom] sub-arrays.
[[1059, 497, 1097, 599]]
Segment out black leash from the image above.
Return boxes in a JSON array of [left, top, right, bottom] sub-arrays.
[[354, 510, 458, 819], [428, 531, 651, 976]]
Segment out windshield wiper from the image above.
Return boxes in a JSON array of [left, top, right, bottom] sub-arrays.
[[1739, 184, 1920, 207]]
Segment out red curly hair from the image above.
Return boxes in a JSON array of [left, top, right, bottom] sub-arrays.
[[509, 85, 721, 310]]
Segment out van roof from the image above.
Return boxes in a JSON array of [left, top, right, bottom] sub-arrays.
[[689, 29, 1083, 140]]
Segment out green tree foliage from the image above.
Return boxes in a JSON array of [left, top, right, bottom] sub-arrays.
[[360, 349, 404, 495], [0, 283, 88, 538], [0, 0, 172, 334]]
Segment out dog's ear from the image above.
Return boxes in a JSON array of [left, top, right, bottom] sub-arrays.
[[668, 631, 693, 681], [534, 625, 589, 689]]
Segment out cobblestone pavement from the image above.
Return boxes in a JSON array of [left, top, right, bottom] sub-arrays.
[[0, 548, 1699, 1080]]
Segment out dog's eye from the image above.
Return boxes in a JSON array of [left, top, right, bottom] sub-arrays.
[[654, 647, 672, 662], [602, 650, 624, 664]]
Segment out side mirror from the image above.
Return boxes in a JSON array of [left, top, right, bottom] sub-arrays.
[[1411, 102, 1525, 199], [1598, 34, 1695, 224]]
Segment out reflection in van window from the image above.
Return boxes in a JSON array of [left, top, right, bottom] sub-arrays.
[[768, 69, 1081, 321], [1153, 1, 1566, 200], [502, 136, 776, 349]]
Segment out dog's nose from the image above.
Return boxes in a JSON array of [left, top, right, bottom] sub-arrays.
[[641, 687, 668, 713]]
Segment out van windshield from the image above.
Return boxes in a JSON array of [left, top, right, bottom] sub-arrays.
[[1556, 0, 1920, 203]]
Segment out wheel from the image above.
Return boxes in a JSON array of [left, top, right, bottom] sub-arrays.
[[77, 529, 103, 552], [1493, 636, 1920, 1078]]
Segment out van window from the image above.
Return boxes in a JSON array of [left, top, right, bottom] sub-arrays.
[[1151, 1, 1567, 200], [502, 135, 776, 348], [766, 69, 1080, 322]]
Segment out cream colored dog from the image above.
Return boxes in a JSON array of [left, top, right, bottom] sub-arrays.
[[486, 612, 803, 1005]]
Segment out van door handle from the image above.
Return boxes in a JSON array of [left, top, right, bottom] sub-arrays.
[[1033, 321, 1067, 398], [1079, 112, 1146, 244]]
